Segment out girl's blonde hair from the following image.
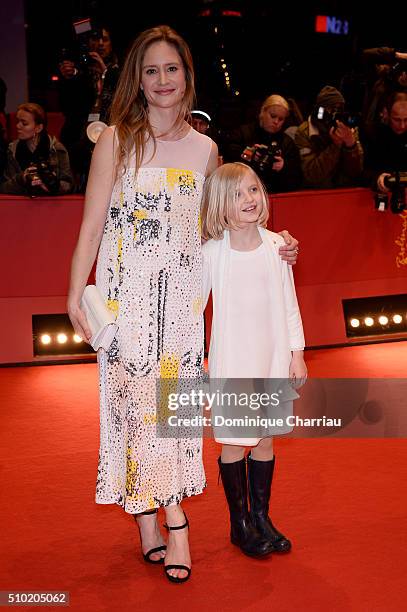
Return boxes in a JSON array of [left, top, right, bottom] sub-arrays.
[[201, 162, 269, 240], [109, 25, 195, 178]]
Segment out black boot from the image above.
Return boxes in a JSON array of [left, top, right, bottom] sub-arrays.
[[247, 454, 291, 553], [218, 457, 274, 558]]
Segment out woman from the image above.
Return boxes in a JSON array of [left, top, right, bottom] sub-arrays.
[[68, 25, 218, 584], [225, 94, 302, 193], [0, 103, 72, 195], [68, 25, 298, 584]]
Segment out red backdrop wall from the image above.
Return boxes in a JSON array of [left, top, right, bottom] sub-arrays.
[[1, 189, 407, 363]]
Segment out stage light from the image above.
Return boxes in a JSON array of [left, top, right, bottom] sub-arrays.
[[343, 294, 407, 339], [224, 71, 229, 76], [235, 91, 240, 96], [222, 63, 226, 68], [33, 314, 95, 358], [350, 318, 360, 328]]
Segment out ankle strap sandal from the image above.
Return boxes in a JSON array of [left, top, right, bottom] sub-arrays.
[[163, 513, 191, 583], [135, 508, 167, 564]]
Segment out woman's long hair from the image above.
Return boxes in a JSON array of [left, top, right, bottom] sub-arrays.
[[109, 25, 195, 179]]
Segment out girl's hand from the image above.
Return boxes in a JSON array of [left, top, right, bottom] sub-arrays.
[[278, 231, 299, 265], [67, 298, 92, 344], [289, 352, 307, 388]]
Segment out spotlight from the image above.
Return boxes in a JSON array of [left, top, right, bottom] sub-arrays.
[[350, 318, 360, 328], [343, 294, 407, 338], [225, 71, 229, 76], [221, 63, 226, 68], [33, 314, 95, 357], [235, 90, 240, 96]]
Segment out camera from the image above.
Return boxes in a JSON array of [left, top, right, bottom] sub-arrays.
[[25, 161, 59, 197], [384, 171, 407, 214], [389, 59, 407, 79], [72, 18, 102, 69], [314, 106, 360, 129], [374, 172, 407, 214], [241, 142, 282, 172]]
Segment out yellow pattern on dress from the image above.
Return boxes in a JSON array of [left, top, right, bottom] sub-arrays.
[[166, 168, 195, 191], [133, 209, 148, 241], [126, 446, 139, 498], [158, 353, 180, 424], [107, 299, 119, 317]]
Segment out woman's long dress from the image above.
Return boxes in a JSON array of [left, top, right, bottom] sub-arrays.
[[95, 128, 212, 513]]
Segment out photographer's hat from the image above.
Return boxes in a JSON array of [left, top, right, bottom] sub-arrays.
[[316, 86, 345, 109]]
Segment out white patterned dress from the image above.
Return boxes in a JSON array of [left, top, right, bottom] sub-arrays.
[[95, 128, 212, 513]]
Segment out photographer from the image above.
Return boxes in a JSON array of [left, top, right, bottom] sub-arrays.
[[224, 94, 302, 193], [360, 47, 407, 134], [363, 92, 407, 209], [295, 86, 364, 189], [0, 103, 72, 196], [58, 25, 119, 187]]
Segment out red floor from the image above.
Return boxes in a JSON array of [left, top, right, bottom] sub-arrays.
[[1, 342, 406, 611]]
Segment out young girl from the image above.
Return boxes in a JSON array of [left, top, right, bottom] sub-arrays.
[[201, 162, 307, 558]]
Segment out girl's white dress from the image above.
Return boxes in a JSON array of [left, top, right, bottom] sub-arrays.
[[202, 228, 305, 444]]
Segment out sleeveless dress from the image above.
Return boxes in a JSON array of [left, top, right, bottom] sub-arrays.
[[95, 127, 212, 513]]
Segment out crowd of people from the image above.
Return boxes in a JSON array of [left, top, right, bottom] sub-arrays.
[[0, 37, 406, 199]]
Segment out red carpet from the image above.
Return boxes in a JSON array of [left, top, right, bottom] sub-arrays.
[[1, 342, 407, 611]]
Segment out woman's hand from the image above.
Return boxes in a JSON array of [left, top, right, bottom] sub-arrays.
[[278, 230, 299, 265], [289, 351, 307, 388], [67, 298, 92, 344]]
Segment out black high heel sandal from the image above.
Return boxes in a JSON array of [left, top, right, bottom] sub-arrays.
[[163, 513, 191, 584], [135, 508, 167, 564]]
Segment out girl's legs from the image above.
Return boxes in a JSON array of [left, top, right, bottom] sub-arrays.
[[218, 444, 273, 557], [221, 443, 246, 463], [251, 436, 273, 461], [247, 437, 291, 552], [163, 504, 191, 580]]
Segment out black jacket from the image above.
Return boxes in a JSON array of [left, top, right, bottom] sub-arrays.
[[224, 122, 302, 193], [363, 123, 407, 188]]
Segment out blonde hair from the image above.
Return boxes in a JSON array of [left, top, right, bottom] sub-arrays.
[[17, 103, 47, 127], [201, 162, 269, 241], [109, 25, 195, 178], [259, 94, 289, 128]]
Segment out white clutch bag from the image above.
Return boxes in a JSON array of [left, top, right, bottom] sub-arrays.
[[80, 285, 118, 351]]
